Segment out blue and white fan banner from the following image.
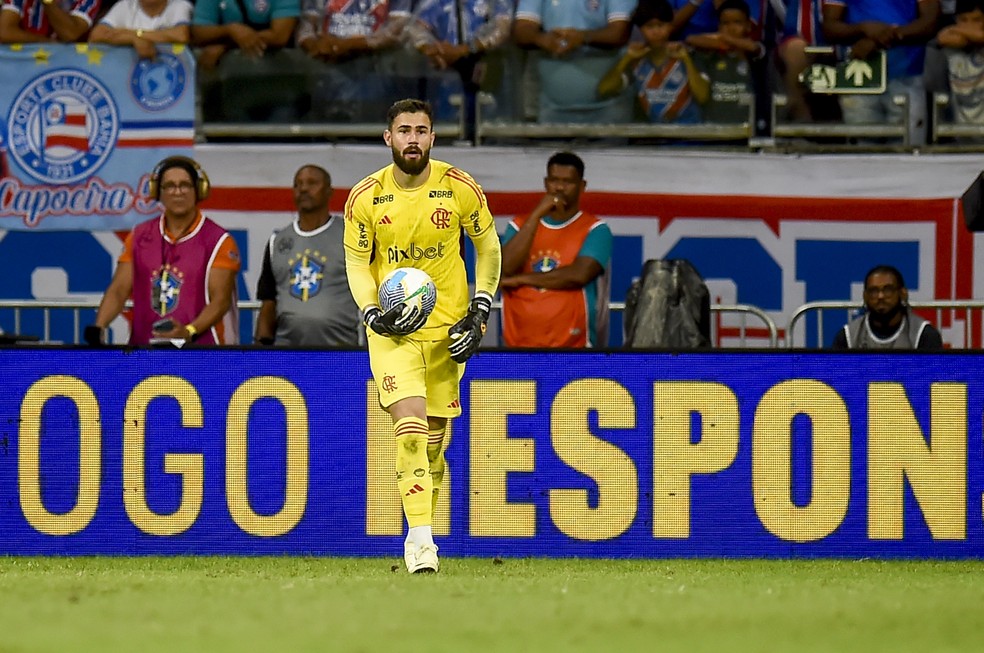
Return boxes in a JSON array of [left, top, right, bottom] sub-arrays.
[[0, 43, 195, 230]]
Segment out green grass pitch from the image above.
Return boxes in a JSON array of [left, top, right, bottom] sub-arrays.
[[0, 557, 982, 652]]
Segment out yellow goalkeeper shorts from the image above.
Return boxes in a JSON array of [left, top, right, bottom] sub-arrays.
[[367, 332, 464, 418]]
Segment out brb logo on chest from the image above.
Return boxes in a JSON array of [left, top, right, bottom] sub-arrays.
[[8, 69, 119, 184]]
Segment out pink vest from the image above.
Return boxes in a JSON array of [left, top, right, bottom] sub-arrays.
[[129, 214, 237, 345]]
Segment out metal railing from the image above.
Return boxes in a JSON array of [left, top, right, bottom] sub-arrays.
[[1, 298, 778, 347], [192, 58, 928, 151], [0, 299, 262, 344], [199, 93, 752, 146], [930, 93, 984, 147], [771, 93, 911, 148], [16, 297, 984, 350], [475, 93, 752, 144], [0, 299, 104, 344], [200, 121, 464, 142], [709, 303, 779, 348], [475, 120, 751, 144], [786, 300, 984, 349], [601, 301, 778, 348]]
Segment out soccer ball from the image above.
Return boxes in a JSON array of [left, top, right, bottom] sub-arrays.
[[378, 267, 438, 324]]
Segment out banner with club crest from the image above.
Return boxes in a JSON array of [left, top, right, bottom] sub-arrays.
[[0, 43, 195, 230]]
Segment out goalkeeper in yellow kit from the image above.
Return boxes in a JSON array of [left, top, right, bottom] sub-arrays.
[[343, 98, 502, 573]]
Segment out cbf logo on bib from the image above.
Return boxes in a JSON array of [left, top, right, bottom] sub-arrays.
[[7, 69, 119, 185], [289, 250, 326, 301], [152, 263, 183, 315]]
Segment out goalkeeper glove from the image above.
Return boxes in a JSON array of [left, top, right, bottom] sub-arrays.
[[448, 293, 492, 363], [364, 303, 426, 337]]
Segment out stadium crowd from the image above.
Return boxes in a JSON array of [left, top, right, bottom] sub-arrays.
[[2, 0, 982, 144]]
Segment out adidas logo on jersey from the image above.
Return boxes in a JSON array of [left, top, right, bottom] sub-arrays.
[[379, 215, 392, 225], [447, 399, 460, 409], [404, 483, 426, 496]]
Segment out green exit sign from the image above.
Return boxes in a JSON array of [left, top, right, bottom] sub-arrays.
[[799, 48, 886, 95]]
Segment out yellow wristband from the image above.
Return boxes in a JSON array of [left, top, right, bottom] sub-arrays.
[[136, 28, 144, 38], [185, 324, 198, 340]]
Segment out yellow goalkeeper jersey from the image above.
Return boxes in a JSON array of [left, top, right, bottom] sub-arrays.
[[343, 158, 501, 341]]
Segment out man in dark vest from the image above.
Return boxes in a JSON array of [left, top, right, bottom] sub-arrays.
[[832, 265, 943, 349]]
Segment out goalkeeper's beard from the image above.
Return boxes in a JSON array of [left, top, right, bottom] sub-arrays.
[[392, 145, 430, 176]]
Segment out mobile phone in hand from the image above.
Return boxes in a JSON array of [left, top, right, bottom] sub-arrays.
[[152, 318, 175, 332]]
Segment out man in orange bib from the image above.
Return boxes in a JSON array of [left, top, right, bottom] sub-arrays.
[[500, 151, 613, 348]]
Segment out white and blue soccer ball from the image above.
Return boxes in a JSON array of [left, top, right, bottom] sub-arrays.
[[378, 267, 438, 323]]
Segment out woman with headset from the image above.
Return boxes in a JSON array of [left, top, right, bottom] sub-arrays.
[[86, 155, 241, 345]]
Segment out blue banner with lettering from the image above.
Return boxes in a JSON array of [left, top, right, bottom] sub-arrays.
[[0, 44, 195, 230], [1, 348, 982, 558]]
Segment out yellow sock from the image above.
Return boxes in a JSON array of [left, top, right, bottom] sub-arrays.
[[394, 416, 432, 528], [427, 424, 448, 518]]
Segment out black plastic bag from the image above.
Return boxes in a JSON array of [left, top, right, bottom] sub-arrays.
[[624, 259, 711, 348]]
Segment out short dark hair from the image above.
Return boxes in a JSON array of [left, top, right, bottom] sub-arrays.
[[632, 0, 674, 27], [158, 156, 199, 187], [387, 99, 433, 129], [864, 265, 906, 290], [150, 155, 209, 201], [296, 164, 331, 187], [547, 151, 585, 178], [955, 0, 984, 15], [717, 0, 750, 18]]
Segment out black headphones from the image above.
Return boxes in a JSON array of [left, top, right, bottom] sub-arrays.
[[148, 155, 211, 201]]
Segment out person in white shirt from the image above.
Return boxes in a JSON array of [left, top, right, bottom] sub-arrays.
[[88, 0, 192, 59]]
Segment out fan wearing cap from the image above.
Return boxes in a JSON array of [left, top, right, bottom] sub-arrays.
[[86, 155, 241, 346]]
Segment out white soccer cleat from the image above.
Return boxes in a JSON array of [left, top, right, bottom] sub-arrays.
[[406, 543, 440, 574], [403, 536, 417, 572]]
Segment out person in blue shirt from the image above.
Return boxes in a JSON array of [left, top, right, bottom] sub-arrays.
[[404, 0, 513, 128], [666, 0, 762, 39], [822, 0, 941, 145], [295, 0, 413, 123], [513, 0, 636, 123]]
